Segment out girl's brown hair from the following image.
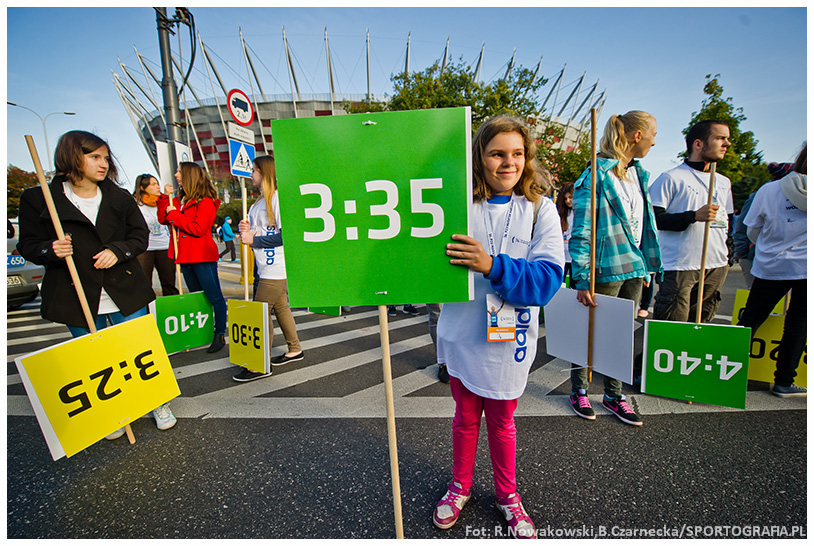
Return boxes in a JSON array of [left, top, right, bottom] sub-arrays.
[[177, 162, 218, 203], [792, 143, 807, 175], [556, 183, 574, 232], [133, 173, 157, 204], [472, 115, 551, 202], [253, 155, 278, 226], [54, 130, 119, 184]]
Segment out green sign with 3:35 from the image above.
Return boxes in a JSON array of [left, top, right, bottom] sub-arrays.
[[642, 320, 751, 409], [272, 107, 473, 307]]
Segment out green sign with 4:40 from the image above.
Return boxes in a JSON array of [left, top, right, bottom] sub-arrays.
[[642, 320, 751, 409], [272, 107, 473, 308]]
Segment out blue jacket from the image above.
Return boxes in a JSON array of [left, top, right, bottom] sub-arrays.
[[220, 221, 235, 242], [569, 157, 662, 290]]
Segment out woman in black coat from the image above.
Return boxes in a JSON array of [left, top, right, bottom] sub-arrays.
[[17, 130, 175, 435]]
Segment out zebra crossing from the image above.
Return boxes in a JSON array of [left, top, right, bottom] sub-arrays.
[[6, 299, 803, 420]]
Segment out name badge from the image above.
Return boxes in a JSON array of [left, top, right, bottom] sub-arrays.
[[486, 293, 516, 342], [711, 204, 728, 229]]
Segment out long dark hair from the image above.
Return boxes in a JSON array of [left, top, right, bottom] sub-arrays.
[[556, 183, 574, 232], [133, 173, 157, 204], [177, 162, 217, 203], [54, 130, 118, 184]]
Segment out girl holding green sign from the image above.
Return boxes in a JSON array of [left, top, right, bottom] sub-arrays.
[[234, 154, 303, 382], [433, 116, 565, 538]]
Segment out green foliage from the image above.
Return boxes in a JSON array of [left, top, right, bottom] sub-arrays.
[[342, 58, 546, 131], [682, 74, 770, 209], [7, 165, 39, 218]]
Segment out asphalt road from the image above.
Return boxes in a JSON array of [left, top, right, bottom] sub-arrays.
[[6, 260, 807, 539]]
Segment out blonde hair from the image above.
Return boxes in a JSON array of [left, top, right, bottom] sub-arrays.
[[253, 155, 278, 226], [599, 110, 654, 179], [472, 115, 552, 202]]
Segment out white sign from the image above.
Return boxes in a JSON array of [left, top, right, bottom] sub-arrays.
[[227, 89, 254, 127], [228, 121, 255, 144], [156, 141, 192, 189], [543, 287, 636, 384]]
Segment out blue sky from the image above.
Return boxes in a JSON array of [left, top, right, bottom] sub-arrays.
[[5, 4, 808, 194]]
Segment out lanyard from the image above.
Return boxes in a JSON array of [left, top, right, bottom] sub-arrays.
[[484, 196, 515, 256], [685, 164, 720, 204]]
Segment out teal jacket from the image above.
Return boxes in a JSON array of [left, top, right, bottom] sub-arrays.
[[569, 157, 663, 291]]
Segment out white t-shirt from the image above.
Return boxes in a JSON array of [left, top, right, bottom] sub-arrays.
[[563, 209, 574, 264], [138, 203, 171, 251], [436, 194, 565, 400], [744, 178, 807, 280], [248, 192, 287, 280], [610, 168, 645, 247], [63, 182, 119, 314], [649, 163, 733, 270]]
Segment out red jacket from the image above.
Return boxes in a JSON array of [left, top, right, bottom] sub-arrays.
[[157, 194, 221, 263]]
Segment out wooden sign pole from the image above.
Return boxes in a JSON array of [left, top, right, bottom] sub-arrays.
[[168, 192, 183, 296], [24, 135, 135, 444], [587, 109, 598, 383], [378, 305, 404, 539], [241, 178, 250, 302], [695, 163, 717, 325]]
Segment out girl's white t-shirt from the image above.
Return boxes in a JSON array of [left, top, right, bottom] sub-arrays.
[[436, 194, 565, 400], [248, 192, 287, 280], [138, 203, 171, 251], [563, 209, 574, 264], [744, 178, 807, 280], [609, 168, 645, 247], [63, 182, 119, 314]]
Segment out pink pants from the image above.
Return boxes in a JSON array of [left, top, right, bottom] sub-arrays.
[[450, 376, 518, 499]]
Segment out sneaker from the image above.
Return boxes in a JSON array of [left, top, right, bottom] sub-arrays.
[[105, 427, 125, 440], [637, 309, 649, 318], [433, 481, 470, 530], [271, 351, 304, 365], [387, 305, 397, 317], [602, 395, 643, 426], [233, 368, 273, 382], [437, 363, 450, 384], [152, 403, 177, 430], [207, 334, 225, 353], [496, 492, 537, 539], [403, 304, 420, 316], [569, 389, 596, 420], [772, 383, 807, 398]]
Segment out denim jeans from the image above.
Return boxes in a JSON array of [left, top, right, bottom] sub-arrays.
[[737, 277, 807, 387], [67, 306, 149, 338], [180, 261, 228, 335], [571, 277, 643, 397]]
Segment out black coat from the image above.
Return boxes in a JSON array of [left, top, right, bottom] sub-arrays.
[[17, 176, 156, 328]]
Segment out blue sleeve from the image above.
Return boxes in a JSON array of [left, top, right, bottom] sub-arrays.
[[251, 230, 283, 249], [222, 223, 235, 238], [486, 254, 563, 308]]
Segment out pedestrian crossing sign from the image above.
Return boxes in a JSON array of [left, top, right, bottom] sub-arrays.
[[229, 138, 255, 177]]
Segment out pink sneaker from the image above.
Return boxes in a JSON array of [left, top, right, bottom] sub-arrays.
[[433, 481, 470, 529], [496, 493, 536, 539]]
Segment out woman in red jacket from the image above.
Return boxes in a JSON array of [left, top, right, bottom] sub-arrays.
[[158, 162, 227, 352]]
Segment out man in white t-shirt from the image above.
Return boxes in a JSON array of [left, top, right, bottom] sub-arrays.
[[649, 120, 734, 323]]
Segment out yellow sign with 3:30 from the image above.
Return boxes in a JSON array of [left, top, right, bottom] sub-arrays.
[[228, 300, 270, 374], [15, 315, 180, 460]]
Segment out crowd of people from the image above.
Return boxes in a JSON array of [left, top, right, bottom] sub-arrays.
[[15, 115, 806, 538]]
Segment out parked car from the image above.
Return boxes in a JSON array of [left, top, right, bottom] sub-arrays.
[[7, 236, 44, 310]]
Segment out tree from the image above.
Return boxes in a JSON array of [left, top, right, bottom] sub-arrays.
[[343, 58, 546, 131], [682, 74, 770, 209], [7, 165, 39, 218]]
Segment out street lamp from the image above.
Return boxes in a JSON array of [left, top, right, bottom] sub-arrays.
[[7, 101, 76, 173]]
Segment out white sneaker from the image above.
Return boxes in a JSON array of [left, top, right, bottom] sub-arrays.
[[105, 427, 125, 440], [152, 403, 177, 430]]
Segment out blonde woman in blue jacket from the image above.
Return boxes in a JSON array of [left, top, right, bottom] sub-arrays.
[[568, 110, 663, 426]]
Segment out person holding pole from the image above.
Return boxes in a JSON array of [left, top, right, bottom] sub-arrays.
[[737, 144, 807, 397], [17, 130, 176, 436], [133, 173, 179, 296], [158, 162, 228, 353], [567, 111, 662, 426], [433, 116, 564, 538], [234, 154, 303, 382], [649, 120, 733, 323]]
